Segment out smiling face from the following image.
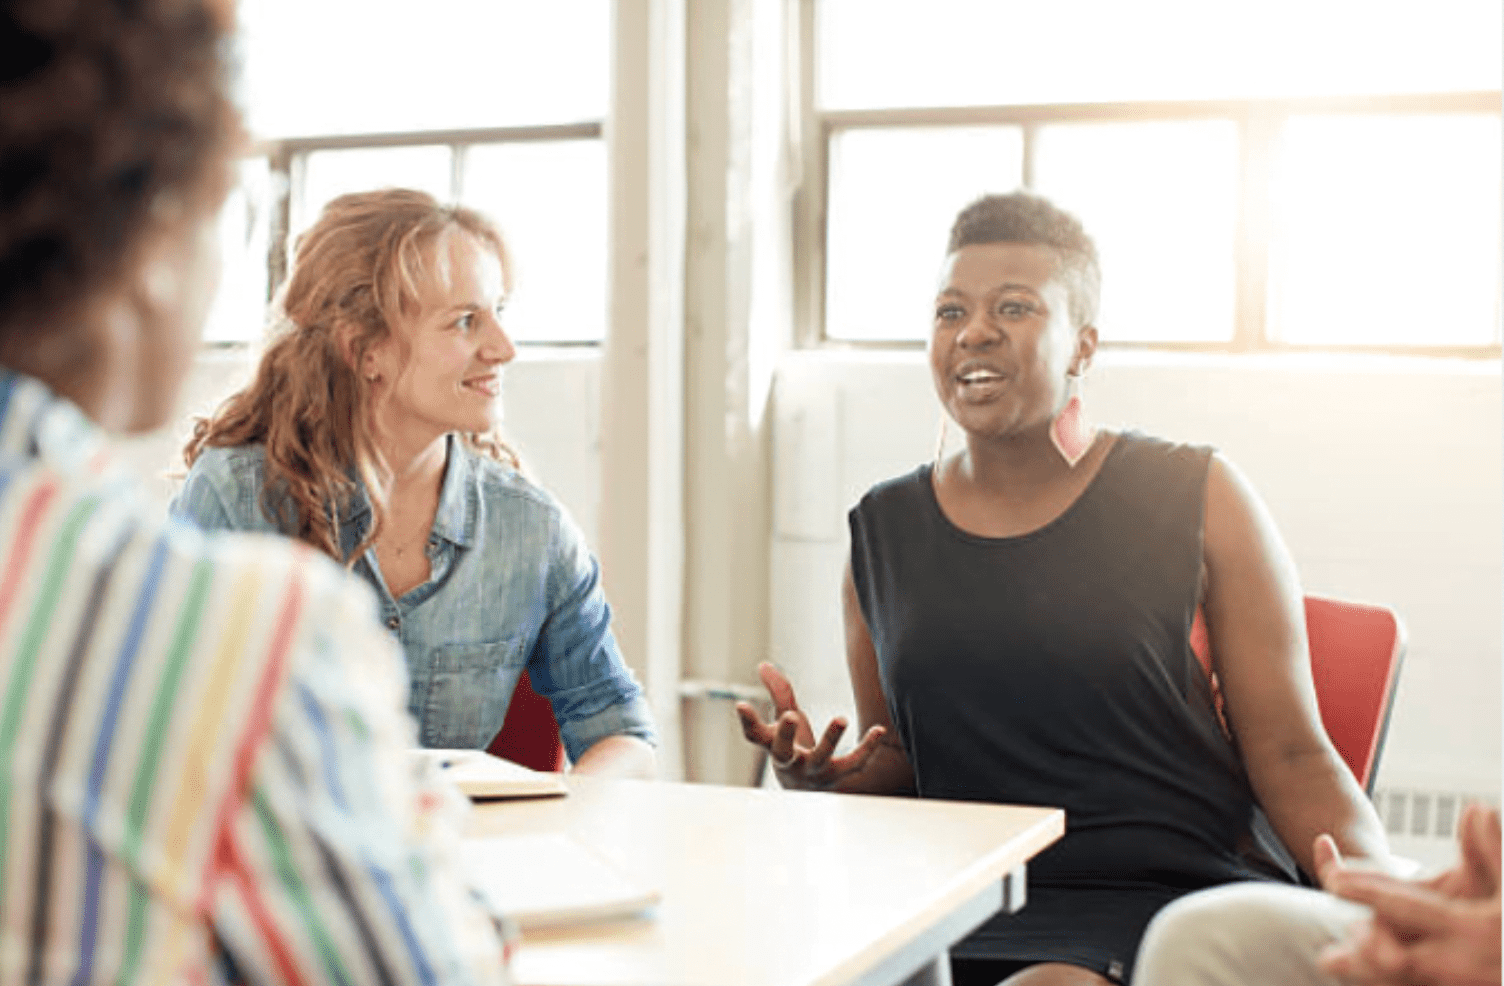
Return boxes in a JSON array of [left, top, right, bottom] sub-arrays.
[[367, 229, 515, 446], [929, 241, 1096, 444]]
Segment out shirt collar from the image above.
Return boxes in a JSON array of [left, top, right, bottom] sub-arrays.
[[430, 434, 477, 548], [0, 367, 113, 475], [342, 433, 477, 549]]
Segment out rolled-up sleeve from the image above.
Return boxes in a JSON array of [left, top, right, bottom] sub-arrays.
[[528, 508, 656, 763]]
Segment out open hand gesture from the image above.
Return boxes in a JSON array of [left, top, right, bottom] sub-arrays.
[[734, 662, 886, 792]]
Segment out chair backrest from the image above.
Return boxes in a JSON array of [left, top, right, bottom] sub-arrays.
[[487, 670, 567, 772], [1188, 594, 1405, 793], [1302, 595, 1406, 793]]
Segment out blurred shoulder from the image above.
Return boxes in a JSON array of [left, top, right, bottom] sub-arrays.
[[0, 448, 379, 659], [163, 505, 375, 625], [159, 508, 404, 745]]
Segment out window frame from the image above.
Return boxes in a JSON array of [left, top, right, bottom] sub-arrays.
[[215, 121, 606, 349], [796, 87, 1502, 357]]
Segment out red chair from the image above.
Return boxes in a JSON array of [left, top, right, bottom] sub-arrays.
[[486, 670, 567, 772], [1189, 594, 1405, 793]]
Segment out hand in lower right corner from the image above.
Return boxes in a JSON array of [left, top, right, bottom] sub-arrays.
[[1316, 807, 1503, 986], [1317, 883, 1501, 986]]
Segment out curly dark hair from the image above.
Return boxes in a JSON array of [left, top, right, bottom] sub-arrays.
[[948, 192, 1101, 329], [0, 0, 238, 341]]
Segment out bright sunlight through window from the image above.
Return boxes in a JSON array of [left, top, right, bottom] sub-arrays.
[[210, 1, 609, 346], [814, 0, 1502, 352]]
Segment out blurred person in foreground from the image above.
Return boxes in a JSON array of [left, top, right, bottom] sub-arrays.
[[0, 0, 515, 981], [1133, 803, 1500, 986]]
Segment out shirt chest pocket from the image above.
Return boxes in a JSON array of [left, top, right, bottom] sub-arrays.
[[416, 636, 529, 750]]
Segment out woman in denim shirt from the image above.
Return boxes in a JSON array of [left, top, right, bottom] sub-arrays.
[[172, 189, 656, 777]]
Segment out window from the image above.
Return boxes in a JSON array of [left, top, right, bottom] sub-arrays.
[[215, 0, 610, 345], [1032, 121, 1239, 345], [202, 158, 272, 344], [826, 127, 1024, 342], [809, 0, 1502, 353], [1270, 113, 1501, 349]]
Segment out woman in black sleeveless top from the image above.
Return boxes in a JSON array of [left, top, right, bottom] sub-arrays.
[[737, 193, 1397, 986]]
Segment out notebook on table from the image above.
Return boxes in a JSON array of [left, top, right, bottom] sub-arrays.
[[461, 832, 662, 929], [414, 748, 568, 800]]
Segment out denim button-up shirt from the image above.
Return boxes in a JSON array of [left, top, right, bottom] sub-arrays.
[[170, 435, 655, 760]]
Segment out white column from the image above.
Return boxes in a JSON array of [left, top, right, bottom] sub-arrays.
[[600, 0, 688, 779], [678, 0, 781, 785]]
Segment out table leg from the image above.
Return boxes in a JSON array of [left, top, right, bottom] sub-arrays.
[[849, 875, 1011, 986], [1001, 863, 1027, 914], [896, 866, 1025, 986]]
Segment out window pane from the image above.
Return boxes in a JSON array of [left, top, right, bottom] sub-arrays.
[[825, 127, 1024, 341], [1271, 114, 1502, 347], [238, 0, 609, 139], [202, 158, 273, 344], [462, 141, 607, 343], [295, 146, 453, 235], [1033, 121, 1240, 343], [818, 0, 1501, 109]]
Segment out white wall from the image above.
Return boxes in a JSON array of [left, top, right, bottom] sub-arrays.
[[770, 349, 1502, 867]]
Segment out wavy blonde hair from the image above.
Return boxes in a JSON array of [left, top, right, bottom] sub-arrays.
[[184, 187, 519, 564]]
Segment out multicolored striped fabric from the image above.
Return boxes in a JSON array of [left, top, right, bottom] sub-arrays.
[[0, 371, 514, 985]]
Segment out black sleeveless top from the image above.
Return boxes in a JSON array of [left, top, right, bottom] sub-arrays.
[[848, 433, 1293, 980]]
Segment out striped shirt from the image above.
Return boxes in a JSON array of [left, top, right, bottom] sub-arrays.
[[0, 370, 514, 985]]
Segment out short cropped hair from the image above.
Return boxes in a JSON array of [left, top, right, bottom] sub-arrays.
[[948, 192, 1101, 329], [0, 0, 238, 340]]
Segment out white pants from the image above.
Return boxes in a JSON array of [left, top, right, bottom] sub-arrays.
[[1132, 882, 1369, 986]]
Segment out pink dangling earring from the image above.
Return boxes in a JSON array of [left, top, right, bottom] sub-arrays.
[[1050, 372, 1096, 468]]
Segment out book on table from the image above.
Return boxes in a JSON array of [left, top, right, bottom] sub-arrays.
[[414, 748, 568, 800], [461, 832, 662, 929]]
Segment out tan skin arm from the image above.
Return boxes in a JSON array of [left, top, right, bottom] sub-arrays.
[[835, 562, 917, 794], [734, 564, 914, 794], [1202, 453, 1392, 883], [571, 734, 657, 779]]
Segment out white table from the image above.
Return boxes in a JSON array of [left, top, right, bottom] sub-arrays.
[[467, 777, 1063, 986]]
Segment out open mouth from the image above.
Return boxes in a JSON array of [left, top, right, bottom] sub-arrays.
[[953, 361, 1009, 398], [463, 375, 501, 398]]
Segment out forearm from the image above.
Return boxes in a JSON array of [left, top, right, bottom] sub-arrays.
[[571, 734, 657, 779], [1253, 745, 1391, 876]]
